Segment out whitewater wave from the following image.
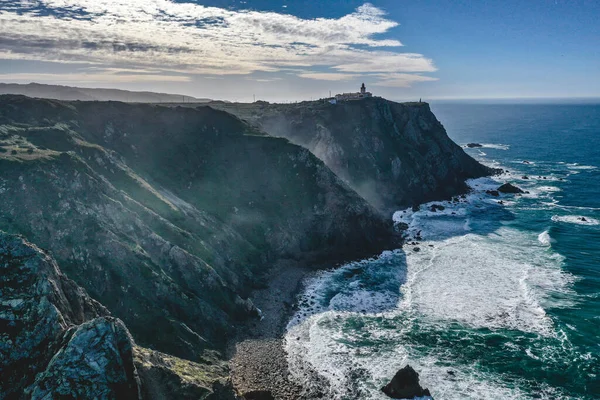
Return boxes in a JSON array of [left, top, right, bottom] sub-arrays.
[[285, 160, 583, 399], [538, 230, 555, 246], [566, 163, 597, 171], [551, 215, 599, 226]]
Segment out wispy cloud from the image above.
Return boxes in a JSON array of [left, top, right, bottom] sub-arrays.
[[0, 1, 437, 87], [298, 72, 358, 81], [0, 72, 190, 83]]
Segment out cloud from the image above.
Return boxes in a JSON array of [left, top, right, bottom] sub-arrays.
[[372, 73, 438, 88], [0, 72, 190, 83], [298, 72, 358, 81], [0, 1, 436, 86]]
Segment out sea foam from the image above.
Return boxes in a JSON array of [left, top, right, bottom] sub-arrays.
[[551, 215, 599, 226]]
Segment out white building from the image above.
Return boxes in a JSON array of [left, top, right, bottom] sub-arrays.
[[335, 83, 372, 102]]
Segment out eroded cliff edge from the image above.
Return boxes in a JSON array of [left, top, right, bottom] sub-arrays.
[[210, 98, 493, 213]]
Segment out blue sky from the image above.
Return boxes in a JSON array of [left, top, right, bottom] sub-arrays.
[[0, 0, 598, 101]]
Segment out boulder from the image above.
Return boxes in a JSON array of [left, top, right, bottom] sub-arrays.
[[27, 317, 141, 399], [497, 183, 524, 194], [430, 204, 445, 212], [382, 365, 431, 399]]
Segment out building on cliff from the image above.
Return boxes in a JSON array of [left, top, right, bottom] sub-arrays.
[[335, 83, 373, 102]]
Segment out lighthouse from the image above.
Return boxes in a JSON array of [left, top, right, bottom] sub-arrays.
[[360, 83, 366, 95]]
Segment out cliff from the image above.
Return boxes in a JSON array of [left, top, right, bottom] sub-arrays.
[[0, 95, 392, 379], [0, 94, 491, 398], [210, 98, 493, 213]]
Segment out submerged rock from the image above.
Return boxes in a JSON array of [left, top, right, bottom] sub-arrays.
[[497, 183, 524, 194], [381, 365, 431, 399]]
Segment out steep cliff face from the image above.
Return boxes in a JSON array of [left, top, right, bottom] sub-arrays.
[[211, 98, 493, 213], [0, 95, 393, 365]]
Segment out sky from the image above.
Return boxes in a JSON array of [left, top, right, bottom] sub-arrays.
[[0, 0, 599, 102]]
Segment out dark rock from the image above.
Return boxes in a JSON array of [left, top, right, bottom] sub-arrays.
[[413, 247, 420, 252], [0, 232, 109, 397], [243, 390, 275, 400], [381, 365, 431, 399], [580, 217, 587, 222], [523, 160, 530, 164], [486, 190, 500, 197], [497, 183, 524, 194], [466, 143, 483, 148], [522, 175, 529, 179], [27, 317, 141, 399], [412, 204, 420, 212], [430, 204, 445, 212], [396, 222, 410, 231]]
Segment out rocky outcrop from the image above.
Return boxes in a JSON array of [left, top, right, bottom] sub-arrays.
[[381, 365, 431, 399], [497, 183, 524, 194], [0, 232, 108, 397], [0, 232, 140, 399], [210, 98, 493, 213], [27, 317, 141, 399], [0, 232, 238, 399]]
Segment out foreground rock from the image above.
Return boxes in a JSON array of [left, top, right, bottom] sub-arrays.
[[0, 232, 108, 397], [27, 317, 141, 399], [381, 365, 431, 399], [0, 232, 234, 399], [497, 182, 525, 194]]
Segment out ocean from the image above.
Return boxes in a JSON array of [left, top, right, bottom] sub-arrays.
[[284, 102, 600, 399]]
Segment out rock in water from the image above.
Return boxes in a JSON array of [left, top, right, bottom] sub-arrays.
[[486, 189, 500, 197], [381, 365, 431, 399], [430, 204, 445, 212], [497, 183, 525, 194], [466, 143, 483, 148]]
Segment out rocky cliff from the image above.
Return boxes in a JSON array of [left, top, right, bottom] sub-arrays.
[[0, 95, 394, 396], [0, 232, 235, 399], [210, 98, 493, 213]]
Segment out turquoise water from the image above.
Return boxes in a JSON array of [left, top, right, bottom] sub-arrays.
[[284, 103, 600, 399]]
